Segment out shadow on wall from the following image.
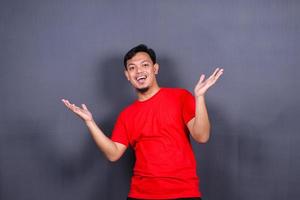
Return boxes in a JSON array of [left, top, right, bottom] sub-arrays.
[[95, 54, 134, 200], [194, 102, 239, 200], [156, 55, 182, 88], [0, 117, 110, 200], [236, 104, 299, 200], [197, 98, 299, 200], [0, 120, 62, 200]]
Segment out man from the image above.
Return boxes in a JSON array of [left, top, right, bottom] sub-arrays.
[[62, 44, 223, 199]]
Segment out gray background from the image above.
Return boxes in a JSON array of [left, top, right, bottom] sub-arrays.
[[0, 0, 299, 200]]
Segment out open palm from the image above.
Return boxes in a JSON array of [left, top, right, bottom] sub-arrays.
[[62, 99, 93, 122], [194, 68, 224, 97]]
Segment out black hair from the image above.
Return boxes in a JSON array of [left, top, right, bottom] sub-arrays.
[[123, 44, 156, 69]]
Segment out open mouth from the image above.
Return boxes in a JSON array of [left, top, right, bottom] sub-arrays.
[[136, 75, 147, 84]]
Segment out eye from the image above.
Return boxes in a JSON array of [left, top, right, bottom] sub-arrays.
[[142, 63, 150, 67], [128, 66, 135, 71]]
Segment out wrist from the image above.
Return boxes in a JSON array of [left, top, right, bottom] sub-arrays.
[[195, 95, 205, 100], [85, 119, 95, 126]]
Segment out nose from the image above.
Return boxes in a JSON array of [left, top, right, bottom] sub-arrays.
[[136, 65, 143, 73]]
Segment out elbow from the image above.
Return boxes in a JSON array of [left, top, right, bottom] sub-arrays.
[[104, 152, 121, 162], [198, 135, 210, 143], [106, 149, 124, 162], [191, 130, 210, 144], [105, 142, 126, 162], [195, 135, 210, 143], [106, 154, 122, 162], [191, 123, 211, 143], [108, 158, 119, 162]]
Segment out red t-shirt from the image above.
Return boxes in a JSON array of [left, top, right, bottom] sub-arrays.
[[111, 88, 201, 199]]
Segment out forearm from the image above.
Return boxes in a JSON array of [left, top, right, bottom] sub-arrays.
[[191, 96, 211, 143], [85, 120, 122, 161]]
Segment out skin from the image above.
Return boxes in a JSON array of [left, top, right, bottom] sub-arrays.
[[188, 67, 224, 142], [124, 52, 160, 101], [62, 52, 223, 161]]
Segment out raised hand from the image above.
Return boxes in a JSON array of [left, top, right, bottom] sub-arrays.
[[194, 67, 224, 97], [61, 99, 93, 122]]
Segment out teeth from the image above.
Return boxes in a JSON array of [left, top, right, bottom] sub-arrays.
[[137, 75, 147, 81]]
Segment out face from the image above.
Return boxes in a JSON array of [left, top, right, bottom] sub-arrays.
[[125, 52, 159, 93]]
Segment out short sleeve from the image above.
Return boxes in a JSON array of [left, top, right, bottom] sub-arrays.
[[182, 90, 196, 124], [111, 112, 129, 147]]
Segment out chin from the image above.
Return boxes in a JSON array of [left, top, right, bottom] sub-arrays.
[[136, 86, 149, 93]]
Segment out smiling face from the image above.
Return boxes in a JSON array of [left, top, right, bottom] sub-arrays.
[[124, 52, 159, 93]]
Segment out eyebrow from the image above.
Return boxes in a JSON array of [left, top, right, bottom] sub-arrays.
[[127, 60, 150, 66]]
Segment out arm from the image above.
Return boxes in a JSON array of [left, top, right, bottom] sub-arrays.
[[187, 96, 210, 143], [62, 99, 126, 162], [187, 68, 224, 143]]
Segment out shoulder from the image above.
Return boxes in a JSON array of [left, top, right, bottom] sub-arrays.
[[117, 101, 139, 119], [162, 87, 193, 96]]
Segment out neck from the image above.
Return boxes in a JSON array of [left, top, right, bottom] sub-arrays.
[[137, 84, 160, 102]]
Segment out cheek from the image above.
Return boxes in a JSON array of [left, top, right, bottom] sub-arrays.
[[150, 70, 157, 76], [127, 73, 135, 80]]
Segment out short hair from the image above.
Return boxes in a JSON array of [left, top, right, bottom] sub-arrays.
[[123, 44, 156, 69]]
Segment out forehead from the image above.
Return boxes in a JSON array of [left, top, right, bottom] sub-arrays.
[[127, 52, 152, 65]]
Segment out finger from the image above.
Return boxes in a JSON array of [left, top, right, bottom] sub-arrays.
[[82, 104, 88, 110], [73, 105, 80, 111], [207, 68, 219, 80], [212, 67, 220, 77], [206, 68, 220, 82], [69, 102, 76, 109], [197, 74, 205, 85], [72, 104, 83, 113], [62, 99, 82, 113], [62, 99, 71, 108], [71, 104, 77, 109], [62, 99, 70, 106], [64, 100, 71, 106], [69, 102, 78, 110], [214, 68, 224, 80]]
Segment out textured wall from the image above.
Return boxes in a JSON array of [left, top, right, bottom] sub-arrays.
[[0, 0, 299, 200]]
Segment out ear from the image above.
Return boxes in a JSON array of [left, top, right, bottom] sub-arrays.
[[154, 63, 159, 75], [124, 70, 130, 81]]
